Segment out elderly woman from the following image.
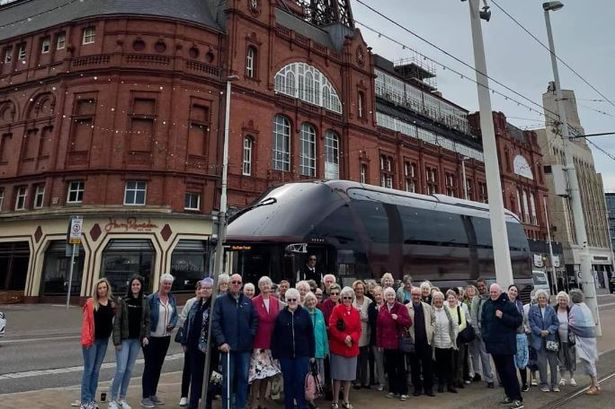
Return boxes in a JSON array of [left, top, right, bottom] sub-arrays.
[[217, 273, 230, 295], [243, 283, 255, 300], [508, 284, 529, 392], [380, 273, 394, 290], [142, 273, 178, 408], [328, 287, 362, 409], [323, 274, 337, 295], [433, 290, 458, 394], [179, 278, 215, 409], [178, 281, 204, 407], [568, 289, 599, 395], [447, 289, 467, 390], [305, 291, 329, 401], [271, 288, 315, 409], [249, 276, 282, 409], [396, 275, 413, 304], [523, 290, 539, 389], [554, 291, 576, 387], [296, 280, 311, 305], [320, 283, 340, 327], [377, 287, 412, 401], [367, 286, 385, 391], [420, 281, 432, 305], [315, 288, 324, 304], [352, 280, 372, 389], [529, 289, 560, 392]]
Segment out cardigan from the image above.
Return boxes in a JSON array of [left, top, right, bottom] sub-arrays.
[[252, 294, 282, 349]]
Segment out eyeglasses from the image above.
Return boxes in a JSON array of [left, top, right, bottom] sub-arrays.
[[309, 258, 316, 261], [231, 281, 242, 285], [330, 292, 339, 296], [342, 296, 353, 300], [286, 298, 298, 302]]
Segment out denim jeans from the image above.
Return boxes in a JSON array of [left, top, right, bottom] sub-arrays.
[[110, 338, 141, 400], [81, 338, 109, 404], [221, 351, 251, 409], [279, 357, 309, 409]]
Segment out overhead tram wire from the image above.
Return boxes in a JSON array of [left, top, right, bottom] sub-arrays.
[[490, 0, 615, 112]]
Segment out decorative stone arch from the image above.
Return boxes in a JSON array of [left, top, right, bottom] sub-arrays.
[[25, 92, 56, 120], [0, 99, 18, 123]]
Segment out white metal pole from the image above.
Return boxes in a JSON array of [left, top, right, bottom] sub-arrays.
[[544, 8, 600, 334], [468, 0, 514, 288], [543, 195, 558, 295], [66, 243, 76, 310], [462, 157, 469, 200]]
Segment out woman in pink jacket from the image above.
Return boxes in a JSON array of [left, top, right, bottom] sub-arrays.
[[249, 276, 282, 409], [377, 287, 412, 401]]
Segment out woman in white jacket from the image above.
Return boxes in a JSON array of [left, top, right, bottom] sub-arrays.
[[432, 291, 459, 394]]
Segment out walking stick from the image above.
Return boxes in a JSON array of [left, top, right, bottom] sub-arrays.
[[226, 351, 231, 409]]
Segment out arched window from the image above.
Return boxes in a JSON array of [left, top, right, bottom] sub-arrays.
[[357, 91, 365, 118], [243, 136, 253, 176], [513, 154, 534, 180], [324, 130, 339, 179], [299, 123, 316, 176], [272, 115, 291, 171], [246, 46, 256, 79], [274, 62, 342, 113]]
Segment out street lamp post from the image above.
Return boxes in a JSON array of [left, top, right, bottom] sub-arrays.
[[543, 1, 600, 334], [465, 0, 515, 288], [200, 74, 239, 409]]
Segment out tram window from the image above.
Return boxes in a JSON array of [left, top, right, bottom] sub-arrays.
[[399, 207, 467, 246], [472, 217, 527, 251], [352, 201, 389, 243]]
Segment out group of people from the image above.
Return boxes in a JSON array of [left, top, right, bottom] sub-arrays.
[[78, 266, 601, 409]]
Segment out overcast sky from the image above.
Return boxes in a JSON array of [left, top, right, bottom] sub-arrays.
[[353, 0, 615, 190]]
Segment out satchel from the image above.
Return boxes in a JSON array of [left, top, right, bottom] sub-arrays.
[[399, 328, 415, 354], [545, 339, 559, 352], [456, 306, 475, 344]]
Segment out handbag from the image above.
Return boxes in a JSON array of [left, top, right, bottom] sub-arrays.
[[336, 318, 345, 331], [456, 306, 475, 344], [305, 361, 323, 401], [174, 326, 184, 343], [567, 331, 576, 346], [399, 328, 415, 354], [545, 339, 559, 352]]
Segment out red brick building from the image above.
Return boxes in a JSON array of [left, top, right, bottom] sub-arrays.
[[0, 0, 550, 303]]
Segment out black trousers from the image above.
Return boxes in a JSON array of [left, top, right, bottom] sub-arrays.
[[356, 346, 370, 386], [493, 354, 522, 402], [384, 349, 407, 395], [142, 336, 171, 398], [410, 343, 434, 393], [434, 347, 454, 388], [181, 348, 192, 398]]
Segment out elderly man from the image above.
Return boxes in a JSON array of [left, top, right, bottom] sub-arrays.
[[481, 283, 523, 409], [407, 287, 435, 397], [322, 274, 337, 296], [296, 254, 322, 286], [470, 277, 495, 387], [212, 274, 259, 409]]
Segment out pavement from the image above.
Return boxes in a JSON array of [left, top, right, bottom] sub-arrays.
[[1, 290, 615, 409]]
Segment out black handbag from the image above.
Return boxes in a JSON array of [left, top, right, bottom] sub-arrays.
[[174, 326, 184, 343], [336, 318, 346, 331], [399, 328, 415, 353], [456, 306, 475, 344]]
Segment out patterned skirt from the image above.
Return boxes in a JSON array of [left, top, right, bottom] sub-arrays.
[[248, 349, 281, 383]]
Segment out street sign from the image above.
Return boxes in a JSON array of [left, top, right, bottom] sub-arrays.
[[68, 216, 83, 245]]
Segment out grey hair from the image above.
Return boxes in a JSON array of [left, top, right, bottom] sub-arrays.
[[159, 273, 175, 284], [420, 281, 432, 290], [285, 288, 300, 302], [243, 283, 255, 292], [556, 291, 570, 304], [296, 280, 310, 291], [340, 286, 356, 301], [534, 289, 549, 300], [380, 272, 394, 285], [383, 287, 396, 298], [218, 273, 230, 284], [258, 276, 272, 289], [304, 291, 317, 304], [323, 274, 337, 283], [432, 290, 445, 301], [569, 288, 584, 304]]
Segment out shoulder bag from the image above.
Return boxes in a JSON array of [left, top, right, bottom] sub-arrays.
[[456, 306, 475, 344]]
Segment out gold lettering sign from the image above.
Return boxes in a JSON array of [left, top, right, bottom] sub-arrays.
[[104, 217, 158, 232]]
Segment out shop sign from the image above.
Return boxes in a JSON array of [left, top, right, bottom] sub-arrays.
[[533, 254, 544, 268], [104, 217, 158, 233]]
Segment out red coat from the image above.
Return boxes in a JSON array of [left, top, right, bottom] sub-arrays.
[[81, 298, 95, 347], [328, 304, 362, 357], [377, 301, 412, 350], [319, 299, 338, 328], [252, 294, 282, 349]]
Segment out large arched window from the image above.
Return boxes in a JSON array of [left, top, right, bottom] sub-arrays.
[[274, 62, 342, 113], [324, 130, 340, 179], [513, 155, 534, 180], [299, 123, 316, 177], [272, 115, 291, 171]]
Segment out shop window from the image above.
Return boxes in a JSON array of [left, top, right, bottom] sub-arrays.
[[171, 240, 209, 292], [184, 192, 200, 211], [242, 136, 253, 176], [82, 27, 96, 45], [40, 240, 84, 295], [56, 32, 66, 50], [67, 180, 84, 204], [0, 242, 30, 291], [299, 123, 316, 177], [15, 186, 27, 210], [124, 181, 147, 206], [101, 239, 155, 294], [34, 184, 45, 208]]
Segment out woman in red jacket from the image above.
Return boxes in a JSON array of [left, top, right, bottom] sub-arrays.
[[377, 287, 412, 401], [328, 286, 362, 409]]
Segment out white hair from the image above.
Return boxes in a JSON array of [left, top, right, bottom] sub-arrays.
[[420, 281, 432, 290], [340, 286, 356, 301], [432, 291, 445, 301], [535, 289, 550, 300], [159, 273, 175, 284], [556, 291, 570, 304], [296, 280, 310, 291], [218, 273, 230, 284], [304, 291, 317, 304], [258, 276, 272, 289], [244, 283, 255, 292], [380, 272, 394, 285], [285, 288, 300, 302], [323, 274, 337, 283], [383, 287, 396, 298]]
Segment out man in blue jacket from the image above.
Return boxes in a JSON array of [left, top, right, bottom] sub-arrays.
[[481, 283, 523, 409], [212, 273, 258, 409]]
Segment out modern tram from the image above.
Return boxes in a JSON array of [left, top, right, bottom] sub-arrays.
[[226, 180, 533, 298]]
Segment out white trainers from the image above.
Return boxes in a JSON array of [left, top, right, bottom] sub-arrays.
[[119, 400, 133, 409], [559, 378, 566, 386], [179, 397, 188, 407], [570, 378, 577, 386], [108, 402, 120, 409]]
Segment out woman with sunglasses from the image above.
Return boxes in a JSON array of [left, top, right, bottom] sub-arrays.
[[319, 284, 341, 329], [328, 287, 362, 409], [271, 288, 315, 409]]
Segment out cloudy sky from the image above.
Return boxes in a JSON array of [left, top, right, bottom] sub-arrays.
[[352, 0, 615, 190]]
